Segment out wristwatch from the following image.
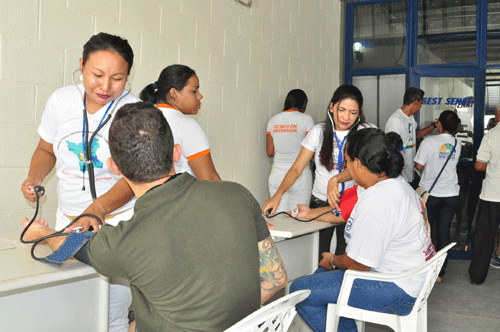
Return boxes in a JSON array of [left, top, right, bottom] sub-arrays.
[[432, 122, 437, 128]]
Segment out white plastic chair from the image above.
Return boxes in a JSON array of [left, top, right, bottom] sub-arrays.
[[325, 242, 456, 332], [224, 289, 311, 332]]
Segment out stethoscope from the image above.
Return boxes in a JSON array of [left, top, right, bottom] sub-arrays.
[[327, 111, 359, 197], [71, 68, 132, 200], [20, 186, 103, 261]]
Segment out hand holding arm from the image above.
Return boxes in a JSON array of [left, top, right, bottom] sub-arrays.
[[327, 171, 352, 209], [292, 204, 346, 223], [65, 178, 135, 232]]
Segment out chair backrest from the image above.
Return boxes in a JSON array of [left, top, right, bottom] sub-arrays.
[[224, 290, 311, 332], [412, 242, 455, 311]]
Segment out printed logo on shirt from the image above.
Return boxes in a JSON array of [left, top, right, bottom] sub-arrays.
[[345, 217, 353, 239], [67, 139, 104, 172], [273, 124, 298, 133], [439, 143, 456, 159]]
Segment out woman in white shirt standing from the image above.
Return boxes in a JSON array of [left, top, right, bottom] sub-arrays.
[[262, 85, 372, 256], [414, 110, 461, 281], [139, 64, 220, 180], [266, 89, 315, 212]]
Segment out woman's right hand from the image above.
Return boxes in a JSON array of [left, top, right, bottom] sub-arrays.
[[21, 177, 43, 202], [262, 195, 282, 217], [327, 176, 341, 210]]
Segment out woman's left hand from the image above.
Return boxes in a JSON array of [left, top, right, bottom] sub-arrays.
[[289, 204, 310, 219], [319, 252, 335, 271]]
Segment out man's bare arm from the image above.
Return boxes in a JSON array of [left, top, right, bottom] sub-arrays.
[[258, 236, 287, 304], [475, 161, 487, 172]]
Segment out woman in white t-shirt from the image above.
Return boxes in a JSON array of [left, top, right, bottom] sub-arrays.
[[414, 110, 461, 281], [266, 89, 315, 212], [21, 32, 139, 332], [262, 84, 371, 256], [139, 64, 220, 180], [290, 129, 435, 332]]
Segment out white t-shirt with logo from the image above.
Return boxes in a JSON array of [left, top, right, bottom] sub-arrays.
[[267, 110, 315, 168], [344, 176, 435, 297], [414, 133, 461, 197], [385, 108, 417, 182], [38, 84, 139, 215]]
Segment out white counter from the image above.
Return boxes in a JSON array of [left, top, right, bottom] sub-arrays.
[[0, 241, 109, 332], [267, 215, 337, 281]]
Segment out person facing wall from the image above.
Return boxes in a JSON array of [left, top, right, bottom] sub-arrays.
[[266, 89, 315, 212]]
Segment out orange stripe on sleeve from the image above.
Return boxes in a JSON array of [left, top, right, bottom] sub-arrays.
[[187, 149, 210, 161]]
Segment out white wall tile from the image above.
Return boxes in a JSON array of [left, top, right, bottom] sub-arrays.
[[39, 1, 93, 48], [0, 0, 341, 219], [0, 0, 38, 39]]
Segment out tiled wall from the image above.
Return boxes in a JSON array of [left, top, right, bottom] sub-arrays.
[[0, 0, 342, 237]]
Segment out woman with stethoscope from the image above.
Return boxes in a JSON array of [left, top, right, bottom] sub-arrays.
[[262, 84, 374, 257], [21, 32, 139, 332], [139, 64, 221, 180]]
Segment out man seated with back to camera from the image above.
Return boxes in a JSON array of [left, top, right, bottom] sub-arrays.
[[21, 102, 287, 332]]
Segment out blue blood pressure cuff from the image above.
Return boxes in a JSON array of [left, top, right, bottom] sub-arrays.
[[42, 232, 94, 266]]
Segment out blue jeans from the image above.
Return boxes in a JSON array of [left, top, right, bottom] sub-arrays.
[[290, 268, 416, 332]]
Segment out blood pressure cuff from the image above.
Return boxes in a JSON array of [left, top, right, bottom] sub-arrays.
[[42, 232, 93, 266], [339, 185, 359, 221]]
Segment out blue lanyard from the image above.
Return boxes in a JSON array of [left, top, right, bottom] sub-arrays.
[[334, 132, 347, 196], [82, 98, 115, 161]]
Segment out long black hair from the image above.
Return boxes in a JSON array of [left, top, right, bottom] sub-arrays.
[[319, 84, 366, 172], [346, 128, 404, 178], [139, 64, 196, 104]]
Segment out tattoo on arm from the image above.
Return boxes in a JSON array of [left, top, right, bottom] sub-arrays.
[[259, 236, 287, 303]]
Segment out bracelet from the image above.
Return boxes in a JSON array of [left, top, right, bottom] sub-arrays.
[[330, 256, 335, 270]]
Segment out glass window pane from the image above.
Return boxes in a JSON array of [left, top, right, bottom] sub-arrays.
[[352, 74, 406, 128], [417, 0, 477, 65], [352, 1, 406, 69], [419, 77, 474, 158], [487, 0, 500, 65]]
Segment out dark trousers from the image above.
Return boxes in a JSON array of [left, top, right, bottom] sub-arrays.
[[426, 195, 459, 277], [468, 199, 500, 284], [310, 195, 346, 259]]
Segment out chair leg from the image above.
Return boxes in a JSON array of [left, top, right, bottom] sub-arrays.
[[325, 304, 337, 332], [417, 302, 428, 332], [355, 320, 365, 332]]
